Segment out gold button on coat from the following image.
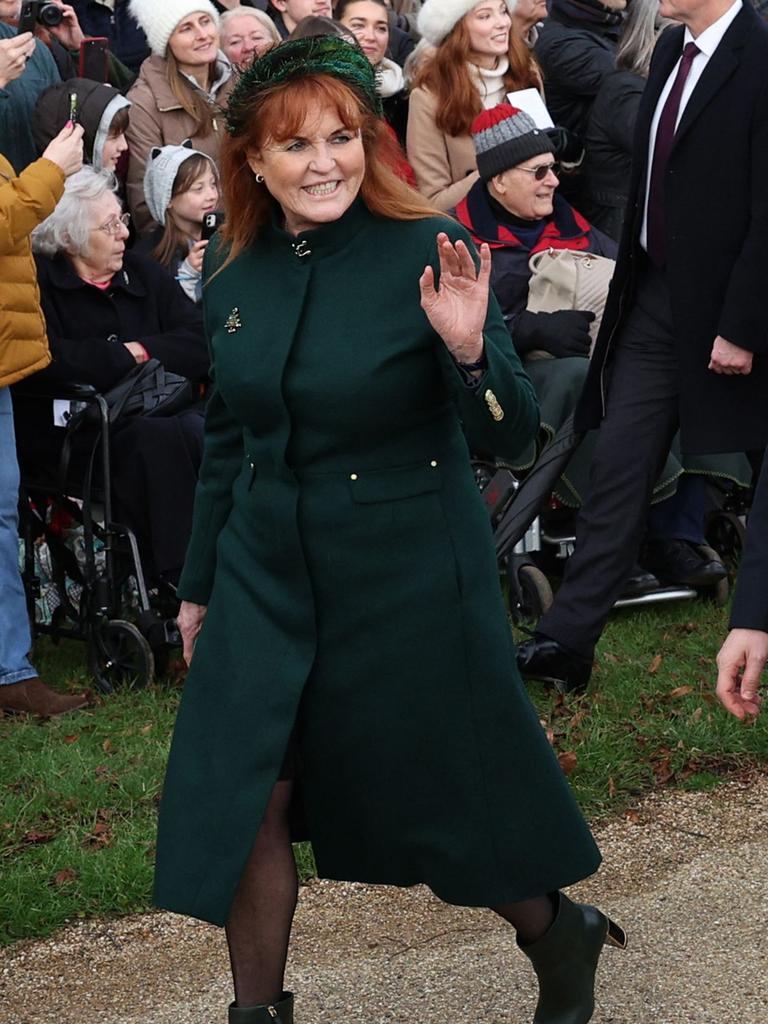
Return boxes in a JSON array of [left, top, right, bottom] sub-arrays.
[[484, 389, 504, 422]]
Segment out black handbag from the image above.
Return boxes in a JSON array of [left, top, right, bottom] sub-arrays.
[[71, 359, 199, 429]]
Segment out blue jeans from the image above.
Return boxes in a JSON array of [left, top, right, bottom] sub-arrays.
[[0, 387, 36, 685]]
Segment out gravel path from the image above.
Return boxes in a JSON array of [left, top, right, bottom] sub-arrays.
[[2, 775, 768, 1024]]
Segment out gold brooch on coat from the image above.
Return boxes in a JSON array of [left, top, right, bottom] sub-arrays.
[[225, 307, 243, 334]]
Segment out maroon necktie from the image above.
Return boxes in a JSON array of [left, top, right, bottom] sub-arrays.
[[646, 42, 700, 269]]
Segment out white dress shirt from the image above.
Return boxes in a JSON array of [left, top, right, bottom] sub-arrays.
[[640, 0, 743, 250]]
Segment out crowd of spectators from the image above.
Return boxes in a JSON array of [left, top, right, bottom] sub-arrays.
[[1, 0, 766, 713]]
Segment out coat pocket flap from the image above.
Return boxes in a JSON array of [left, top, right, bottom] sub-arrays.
[[349, 462, 442, 503]]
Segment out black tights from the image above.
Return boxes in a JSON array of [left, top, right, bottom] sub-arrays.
[[225, 782, 555, 1008]]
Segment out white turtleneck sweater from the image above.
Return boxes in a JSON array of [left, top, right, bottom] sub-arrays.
[[468, 56, 510, 110]]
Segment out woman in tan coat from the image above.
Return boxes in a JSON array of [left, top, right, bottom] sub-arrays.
[[407, 0, 543, 210], [126, 0, 235, 234]]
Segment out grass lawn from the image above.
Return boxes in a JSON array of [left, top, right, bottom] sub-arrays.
[[1, 596, 766, 945]]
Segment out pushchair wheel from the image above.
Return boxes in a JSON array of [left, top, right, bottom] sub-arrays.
[[705, 510, 746, 576], [509, 563, 554, 624], [88, 619, 155, 693]]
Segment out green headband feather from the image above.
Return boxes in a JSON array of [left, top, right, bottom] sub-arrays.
[[226, 36, 383, 136]]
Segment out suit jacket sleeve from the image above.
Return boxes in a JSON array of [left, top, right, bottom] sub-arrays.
[[717, 78, 768, 353], [428, 222, 541, 460], [730, 456, 768, 631]]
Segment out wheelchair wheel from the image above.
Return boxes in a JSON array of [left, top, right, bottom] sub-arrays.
[[510, 564, 553, 624], [89, 619, 155, 693], [706, 511, 746, 576]]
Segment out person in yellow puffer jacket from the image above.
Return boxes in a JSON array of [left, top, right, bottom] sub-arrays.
[[0, 29, 91, 717]]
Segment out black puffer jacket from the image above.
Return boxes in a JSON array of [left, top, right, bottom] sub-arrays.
[[534, 0, 621, 139], [581, 69, 644, 242]]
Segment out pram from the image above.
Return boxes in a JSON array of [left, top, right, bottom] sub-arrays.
[[17, 383, 181, 693], [473, 414, 747, 623]]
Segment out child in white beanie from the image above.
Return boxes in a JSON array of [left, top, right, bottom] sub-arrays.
[[125, 1, 233, 234], [139, 142, 220, 302]]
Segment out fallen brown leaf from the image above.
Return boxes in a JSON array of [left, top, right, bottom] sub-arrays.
[[558, 750, 578, 775], [669, 685, 695, 699], [53, 868, 78, 886], [648, 653, 663, 675]]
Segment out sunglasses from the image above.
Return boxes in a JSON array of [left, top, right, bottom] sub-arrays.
[[513, 161, 560, 181]]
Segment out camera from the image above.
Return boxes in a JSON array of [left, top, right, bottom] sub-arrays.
[[17, 1, 64, 33], [37, 2, 64, 27]]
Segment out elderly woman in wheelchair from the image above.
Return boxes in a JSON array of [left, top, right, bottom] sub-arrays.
[[13, 168, 210, 589]]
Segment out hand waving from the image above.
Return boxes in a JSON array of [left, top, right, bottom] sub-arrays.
[[419, 233, 492, 365]]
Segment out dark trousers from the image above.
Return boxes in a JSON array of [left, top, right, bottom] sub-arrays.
[[538, 265, 680, 657]]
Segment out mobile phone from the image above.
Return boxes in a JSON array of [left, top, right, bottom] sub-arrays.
[[17, 1, 38, 35], [78, 36, 109, 81], [68, 91, 79, 125], [201, 211, 225, 241]]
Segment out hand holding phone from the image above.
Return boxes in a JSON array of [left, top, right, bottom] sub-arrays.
[[201, 211, 225, 241]]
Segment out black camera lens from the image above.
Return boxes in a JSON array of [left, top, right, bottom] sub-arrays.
[[38, 2, 64, 27]]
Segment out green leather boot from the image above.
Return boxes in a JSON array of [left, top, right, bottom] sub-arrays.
[[228, 991, 294, 1023], [519, 893, 626, 1024]]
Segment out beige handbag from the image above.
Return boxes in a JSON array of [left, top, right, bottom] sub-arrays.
[[525, 247, 616, 358]]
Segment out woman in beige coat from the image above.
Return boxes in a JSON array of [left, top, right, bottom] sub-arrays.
[[407, 0, 543, 210], [126, 0, 235, 234]]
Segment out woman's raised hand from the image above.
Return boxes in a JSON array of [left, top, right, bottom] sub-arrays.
[[419, 233, 492, 365]]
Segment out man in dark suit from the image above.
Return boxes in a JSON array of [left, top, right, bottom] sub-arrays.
[[518, 0, 768, 692], [716, 460, 768, 718]]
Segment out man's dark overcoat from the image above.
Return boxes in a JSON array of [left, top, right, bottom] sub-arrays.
[[153, 202, 601, 925], [576, 4, 768, 455]]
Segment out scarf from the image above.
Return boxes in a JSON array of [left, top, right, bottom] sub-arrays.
[[376, 57, 405, 99]]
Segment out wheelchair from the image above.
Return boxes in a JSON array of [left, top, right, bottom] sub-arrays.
[[473, 415, 749, 624], [17, 383, 181, 693]]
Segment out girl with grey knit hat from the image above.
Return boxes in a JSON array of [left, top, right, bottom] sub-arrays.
[[137, 141, 220, 302]]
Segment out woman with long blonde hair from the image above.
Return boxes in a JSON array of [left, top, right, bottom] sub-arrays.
[[407, 0, 543, 210], [125, 0, 235, 234]]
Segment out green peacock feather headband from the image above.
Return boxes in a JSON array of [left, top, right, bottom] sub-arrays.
[[226, 36, 383, 137]]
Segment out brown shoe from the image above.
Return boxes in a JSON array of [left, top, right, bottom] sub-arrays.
[[0, 677, 91, 718]]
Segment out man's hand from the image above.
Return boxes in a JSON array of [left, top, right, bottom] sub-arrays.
[[708, 335, 753, 375], [0, 32, 35, 89], [46, 1, 85, 51], [715, 628, 768, 719]]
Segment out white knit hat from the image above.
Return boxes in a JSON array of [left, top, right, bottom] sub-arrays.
[[144, 141, 217, 225], [128, 0, 220, 58], [417, 0, 517, 48]]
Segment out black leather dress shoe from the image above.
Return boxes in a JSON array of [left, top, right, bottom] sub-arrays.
[[619, 564, 661, 599], [643, 538, 726, 588], [516, 636, 593, 694]]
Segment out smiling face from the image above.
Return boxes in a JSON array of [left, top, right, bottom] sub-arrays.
[[272, 0, 333, 32], [101, 130, 129, 172], [464, 0, 511, 67], [338, 1, 389, 66], [168, 164, 220, 236], [490, 156, 559, 220], [221, 13, 275, 66], [247, 103, 365, 236], [167, 11, 219, 70]]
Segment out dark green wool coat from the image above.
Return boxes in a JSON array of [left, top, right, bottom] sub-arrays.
[[154, 200, 601, 925]]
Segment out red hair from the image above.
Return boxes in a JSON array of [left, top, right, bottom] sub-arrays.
[[217, 74, 441, 269], [414, 19, 543, 138]]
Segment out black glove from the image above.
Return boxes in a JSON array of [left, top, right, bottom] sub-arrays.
[[544, 126, 585, 167], [512, 309, 596, 359]]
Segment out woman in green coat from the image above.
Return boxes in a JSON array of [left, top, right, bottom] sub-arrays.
[[156, 37, 626, 1024]]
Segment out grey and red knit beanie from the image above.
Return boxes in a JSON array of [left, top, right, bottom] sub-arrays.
[[471, 104, 554, 181]]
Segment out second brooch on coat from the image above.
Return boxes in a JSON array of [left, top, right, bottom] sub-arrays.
[[225, 307, 243, 334]]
